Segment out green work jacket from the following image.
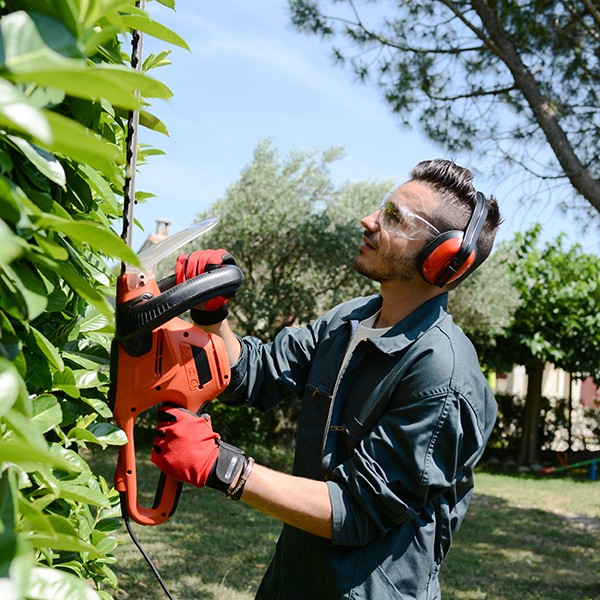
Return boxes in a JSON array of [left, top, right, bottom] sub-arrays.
[[220, 293, 497, 600]]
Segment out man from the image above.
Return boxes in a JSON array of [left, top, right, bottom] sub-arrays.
[[151, 159, 502, 599]]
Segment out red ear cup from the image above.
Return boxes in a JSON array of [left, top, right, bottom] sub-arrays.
[[418, 231, 476, 286]]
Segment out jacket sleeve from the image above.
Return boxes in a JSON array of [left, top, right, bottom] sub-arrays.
[[326, 385, 490, 547], [218, 317, 327, 413]]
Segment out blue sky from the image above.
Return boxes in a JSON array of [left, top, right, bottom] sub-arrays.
[[129, 0, 594, 254]]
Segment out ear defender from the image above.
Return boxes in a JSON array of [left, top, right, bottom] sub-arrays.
[[417, 191, 488, 287]]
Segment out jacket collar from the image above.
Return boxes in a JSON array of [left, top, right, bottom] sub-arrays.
[[343, 293, 450, 355]]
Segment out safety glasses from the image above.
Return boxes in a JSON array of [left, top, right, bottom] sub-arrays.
[[377, 191, 440, 240]]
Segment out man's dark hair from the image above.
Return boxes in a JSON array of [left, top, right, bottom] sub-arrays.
[[409, 159, 502, 282]]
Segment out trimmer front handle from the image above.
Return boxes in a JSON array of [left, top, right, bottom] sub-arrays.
[[117, 266, 243, 356], [112, 265, 243, 526]]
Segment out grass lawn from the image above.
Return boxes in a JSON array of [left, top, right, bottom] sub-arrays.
[[89, 448, 600, 600]]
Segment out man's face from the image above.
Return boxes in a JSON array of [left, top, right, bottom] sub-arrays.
[[354, 181, 439, 284]]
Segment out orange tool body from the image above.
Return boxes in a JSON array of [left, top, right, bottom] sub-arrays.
[[110, 221, 243, 526]]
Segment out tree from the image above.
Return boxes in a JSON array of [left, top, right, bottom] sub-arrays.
[[289, 0, 600, 219], [185, 139, 387, 342], [0, 1, 185, 597], [163, 139, 388, 448], [448, 244, 522, 365], [486, 226, 600, 464]]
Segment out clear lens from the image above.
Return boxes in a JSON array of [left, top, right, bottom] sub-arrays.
[[377, 192, 439, 240]]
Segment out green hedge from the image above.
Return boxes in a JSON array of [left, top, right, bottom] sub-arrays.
[[0, 1, 186, 598]]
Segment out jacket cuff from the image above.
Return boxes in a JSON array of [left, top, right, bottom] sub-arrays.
[[326, 480, 365, 547]]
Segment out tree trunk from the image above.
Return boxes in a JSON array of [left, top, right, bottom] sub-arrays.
[[517, 360, 545, 465], [469, 0, 600, 214]]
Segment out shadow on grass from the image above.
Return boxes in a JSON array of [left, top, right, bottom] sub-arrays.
[[90, 448, 600, 600], [441, 493, 600, 600], [89, 447, 282, 600]]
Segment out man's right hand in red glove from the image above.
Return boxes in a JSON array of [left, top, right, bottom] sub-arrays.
[[151, 405, 246, 492], [175, 249, 237, 325]]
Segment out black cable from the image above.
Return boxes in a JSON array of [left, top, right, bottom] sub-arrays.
[[120, 493, 177, 600]]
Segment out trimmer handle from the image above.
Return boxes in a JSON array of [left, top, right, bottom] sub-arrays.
[[112, 265, 243, 525], [117, 265, 243, 357]]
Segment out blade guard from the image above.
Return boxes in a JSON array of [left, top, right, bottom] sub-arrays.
[[112, 266, 243, 525]]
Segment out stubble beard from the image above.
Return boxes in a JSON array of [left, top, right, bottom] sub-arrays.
[[354, 242, 420, 284]]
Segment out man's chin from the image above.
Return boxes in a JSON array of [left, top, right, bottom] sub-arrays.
[[353, 255, 382, 282]]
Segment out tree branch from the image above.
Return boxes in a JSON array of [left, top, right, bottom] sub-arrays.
[[426, 84, 517, 101], [580, 0, 600, 30], [470, 0, 600, 212], [322, 7, 487, 54], [560, 0, 600, 42], [436, 0, 500, 53]]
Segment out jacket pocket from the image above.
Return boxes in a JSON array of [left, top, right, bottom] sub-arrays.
[[340, 407, 371, 455]]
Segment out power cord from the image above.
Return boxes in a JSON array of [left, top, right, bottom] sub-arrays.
[[120, 493, 176, 600]]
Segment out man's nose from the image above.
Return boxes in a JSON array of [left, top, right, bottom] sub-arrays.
[[361, 211, 380, 231]]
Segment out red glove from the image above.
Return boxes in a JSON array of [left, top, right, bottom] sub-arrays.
[[175, 249, 237, 325], [151, 406, 245, 492]]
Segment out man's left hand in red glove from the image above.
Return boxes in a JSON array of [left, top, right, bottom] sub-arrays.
[[151, 405, 247, 496]]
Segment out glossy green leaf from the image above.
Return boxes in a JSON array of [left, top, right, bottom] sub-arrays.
[[44, 110, 116, 174], [0, 469, 17, 535], [7, 135, 66, 188], [0, 12, 82, 73], [48, 444, 89, 476], [79, 396, 112, 418], [47, 514, 79, 538], [0, 470, 32, 599], [58, 264, 113, 319], [142, 49, 172, 72], [122, 14, 189, 50], [96, 562, 119, 587], [34, 214, 139, 265], [52, 367, 80, 399], [30, 327, 64, 372], [77, 305, 110, 333], [0, 221, 23, 264], [0, 261, 48, 320], [0, 358, 21, 418], [95, 63, 173, 98], [87, 422, 127, 447], [18, 497, 54, 534], [0, 439, 76, 472], [25, 85, 66, 109], [79, 164, 119, 212], [0, 78, 52, 143], [2, 408, 51, 453], [61, 340, 110, 370], [139, 108, 168, 134], [31, 394, 63, 435], [25, 534, 103, 558], [59, 483, 111, 508], [94, 518, 121, 534], [72, 369, 105, 389], [32, 233, 69, 261]]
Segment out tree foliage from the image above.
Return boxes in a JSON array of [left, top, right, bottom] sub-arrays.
[[496, 226, 600, 378], [489, 226, 600, 463], [185, 139, 387, 342], [157, 140, 388, 448], [0, 1, 184, 597], [448, 244, 522, 365], [288, 0, 600, 219], [449, 227, 600, 463]]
